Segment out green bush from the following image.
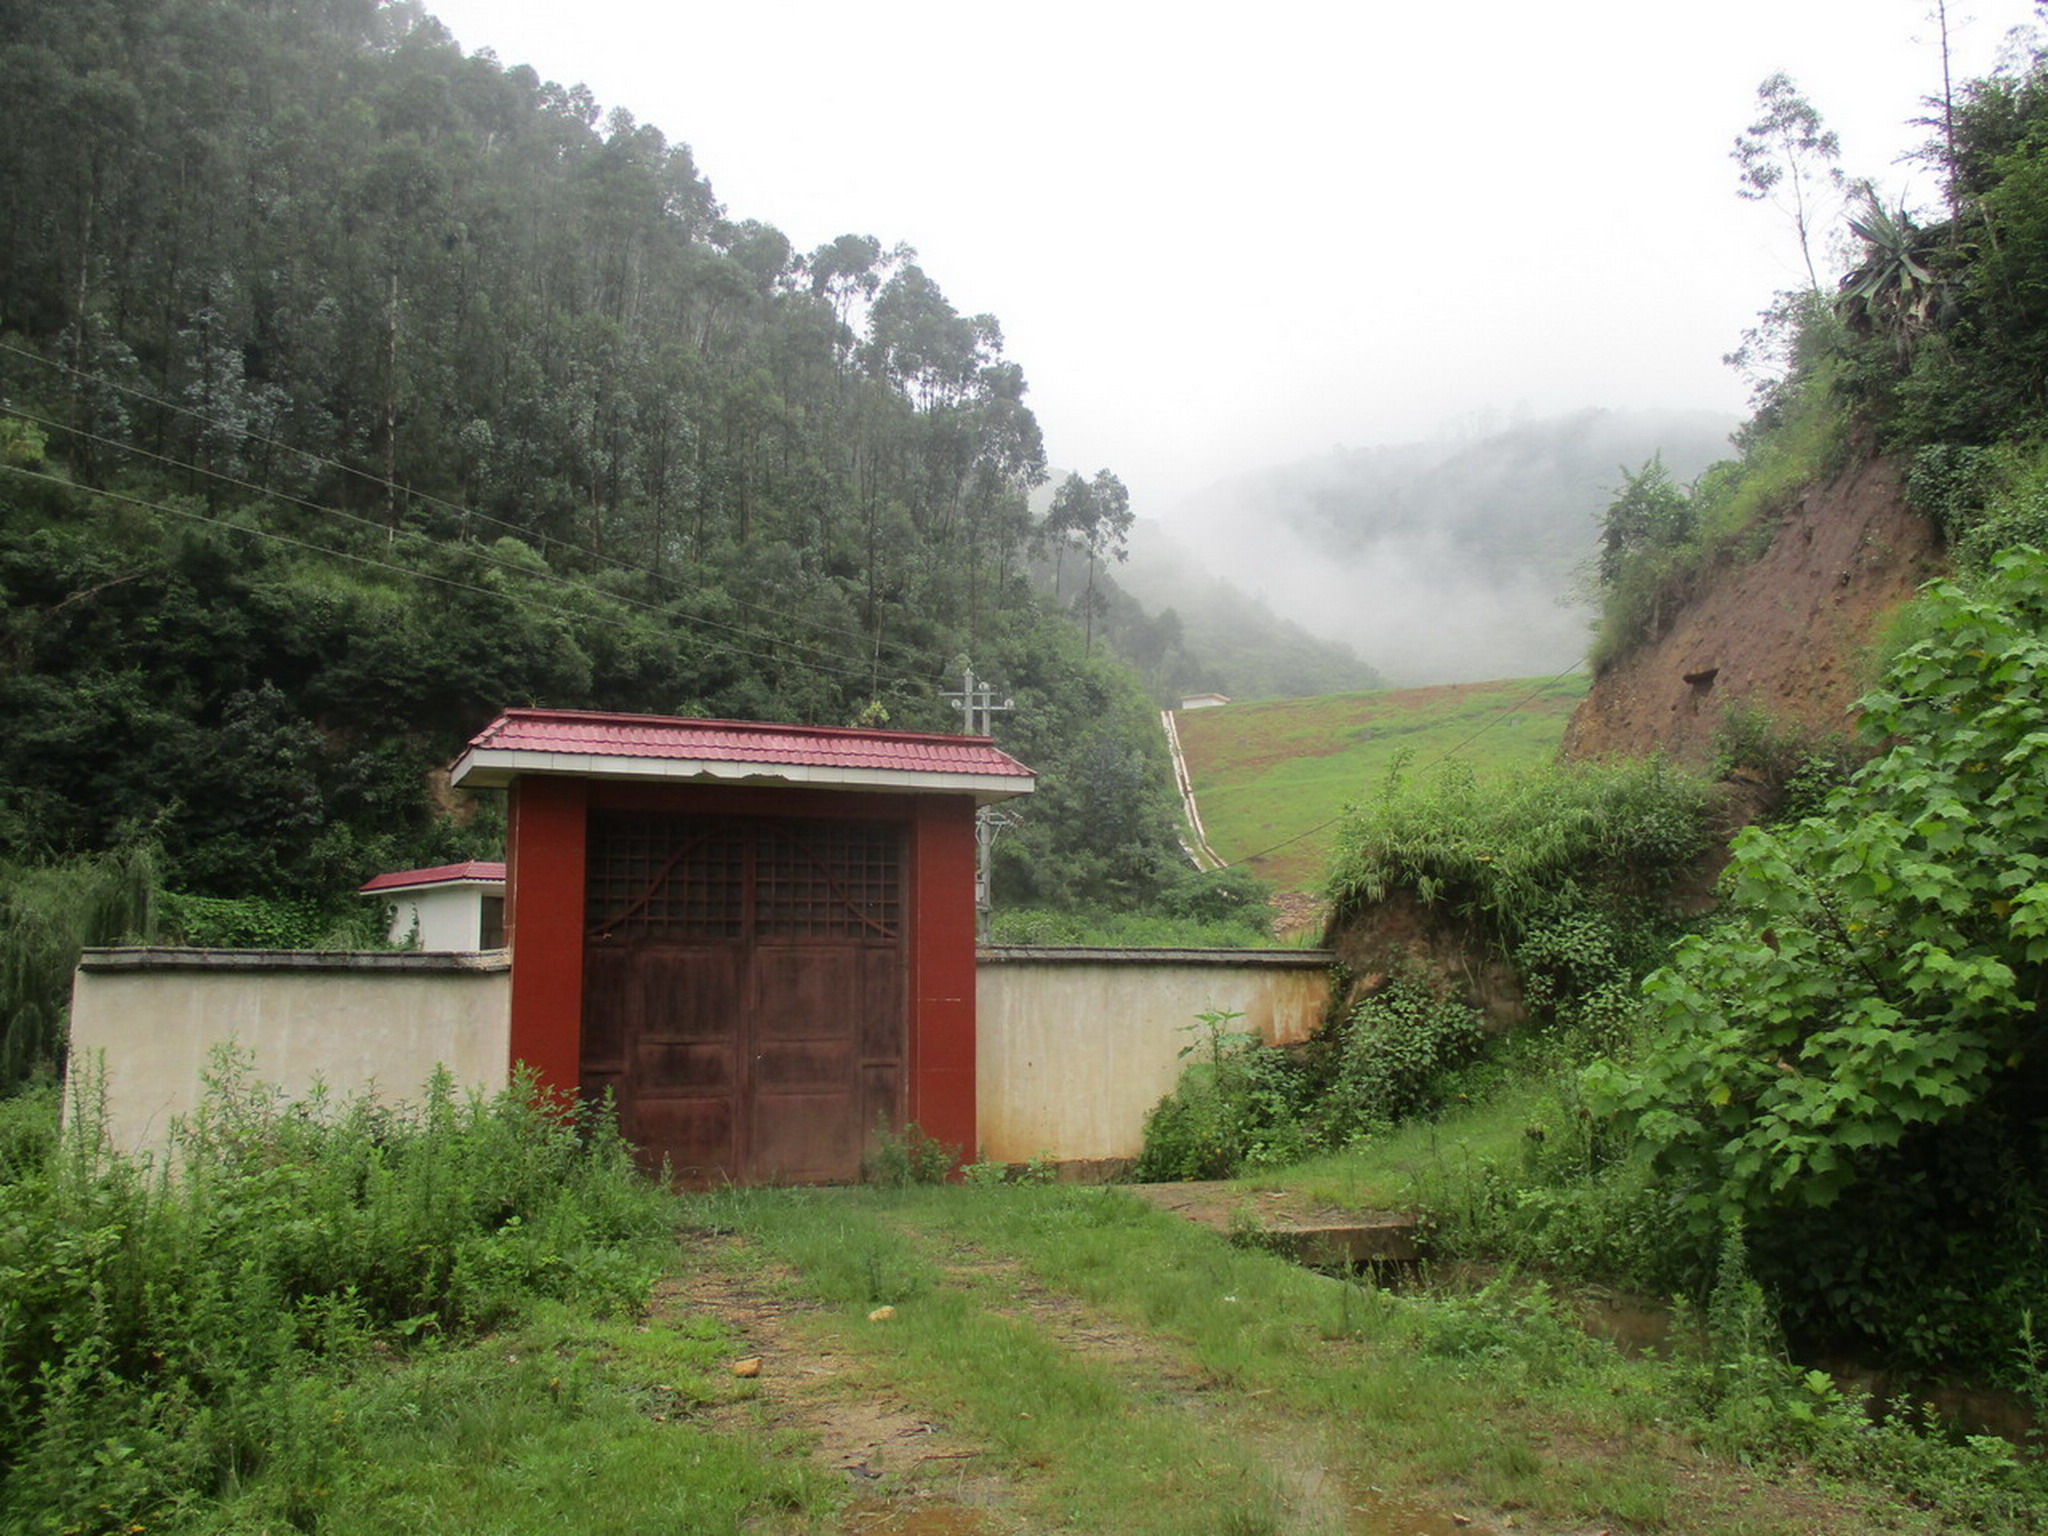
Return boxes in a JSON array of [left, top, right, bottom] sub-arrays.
[[1326, 756, 1716, 957], [159, 889, 390, 949], [1156, 866, 1274, 931], [0, 846, 160, 1092], [1590, 549, 2048, 1368], [1134, 1010, 1311, 1180], [863, 1119, 960, 1186], [1316, 975, 1484, 1144], [0, 1060, 677, 1528]]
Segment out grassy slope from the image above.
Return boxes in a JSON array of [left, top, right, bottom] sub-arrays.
[[1174, 675, 1590, 889]]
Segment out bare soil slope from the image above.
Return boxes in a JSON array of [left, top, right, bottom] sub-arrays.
[[1561, 453, 1941, 764]]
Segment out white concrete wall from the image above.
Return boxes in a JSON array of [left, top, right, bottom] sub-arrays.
[[976, 948, 1334, 1165], [69, 945, 1332, 1170], [69, 949, 511, 1160], [383, 886, 489, 950]]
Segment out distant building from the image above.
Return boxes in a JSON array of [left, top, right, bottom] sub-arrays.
[[1178, 693, 1231, 711], [360, 861, 506, 951]]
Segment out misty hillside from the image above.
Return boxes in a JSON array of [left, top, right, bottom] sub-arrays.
[[1124, 408, 1737, 684], [1091, 565, 1385, 704]]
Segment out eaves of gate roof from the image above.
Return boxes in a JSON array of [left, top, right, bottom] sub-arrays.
[[449, 708, 1034, 804]]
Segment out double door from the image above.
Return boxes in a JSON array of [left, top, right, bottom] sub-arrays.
[[580, 811, 906, 1185]]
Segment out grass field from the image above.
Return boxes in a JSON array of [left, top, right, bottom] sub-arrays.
[[1173, 674, 1590, 890]]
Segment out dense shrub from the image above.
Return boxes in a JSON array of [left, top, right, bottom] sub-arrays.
[[1590, 550, 2048, 1368], [1135, 978, 1490, 1181], [0, 1062, 677, 1529], [1326, 756, 1716, 961], [158, 889, 390, 950], [0, 846, 159, 1091], [1316, 976, 1485, 1142], [1134, 1010, 1311, 1180]]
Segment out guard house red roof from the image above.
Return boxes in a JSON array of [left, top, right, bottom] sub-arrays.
[[448, 709, 1034, 804], [358, 861, 507, 895]]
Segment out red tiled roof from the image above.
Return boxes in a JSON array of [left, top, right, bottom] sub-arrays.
[[359, 861, 506, 894], [449, 709, 1034, 799]]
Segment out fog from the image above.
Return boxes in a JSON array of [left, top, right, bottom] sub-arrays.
[[1120, 409, 1739, 686], [421, 0, 2034, 682], [422, 0, 2034, 506], [1184, 523, 1586, 687]]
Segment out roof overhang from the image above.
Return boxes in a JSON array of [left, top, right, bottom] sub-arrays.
[[450, 746, 1034, 804]]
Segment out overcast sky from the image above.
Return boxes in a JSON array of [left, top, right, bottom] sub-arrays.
[[421, 0, 2040, 514]]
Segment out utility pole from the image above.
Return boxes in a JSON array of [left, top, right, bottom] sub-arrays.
[[943, 664, 1018, 941]]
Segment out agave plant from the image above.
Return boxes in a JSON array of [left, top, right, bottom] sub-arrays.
[[1836, 197, 1954, 362]]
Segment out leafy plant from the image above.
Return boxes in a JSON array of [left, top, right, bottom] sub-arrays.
[[0, 1060, 678, 1528], [1326, 756, 1716, 954], [1317, 975, 1484, 1143], [1590, 549, 2048, 1362], [0, 845, 160, 1091], [1135, 1008, 1309, 1180], [864, 1119, 959, 1186], [160, 889, 390, 949]]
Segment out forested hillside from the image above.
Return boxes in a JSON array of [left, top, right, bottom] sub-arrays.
[[0, 0, 1182, 913]]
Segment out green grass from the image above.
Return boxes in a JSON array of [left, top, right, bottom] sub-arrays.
[[1175, 675, 1589, 889], [1252, 1070, 1561, 1211], [293, 1304, 820, 1536], [693, 1182, 2042, 1536]]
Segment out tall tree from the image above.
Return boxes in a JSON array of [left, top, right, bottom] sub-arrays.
[[1733, 72, 1845, 294]]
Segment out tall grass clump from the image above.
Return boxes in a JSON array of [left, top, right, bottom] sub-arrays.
[[0, 845, 160, 1091], [0, 1059, 677, 1532], [1327, 756, 1716, 1041], [1137, 759, 1718, 1183]]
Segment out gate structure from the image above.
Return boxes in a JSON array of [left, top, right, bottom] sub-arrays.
[[451, 710, 1032, 1185]]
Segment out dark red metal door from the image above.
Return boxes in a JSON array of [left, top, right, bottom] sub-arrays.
[[581, 812, 905, 1185]]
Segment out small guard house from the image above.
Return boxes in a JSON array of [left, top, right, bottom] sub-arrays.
[[448, 709, 1034, 1185], [358, 861, 506, 950]]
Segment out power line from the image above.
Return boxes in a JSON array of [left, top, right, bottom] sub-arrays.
[[0, 460, 897, 687], [0, 338, 945, 671]]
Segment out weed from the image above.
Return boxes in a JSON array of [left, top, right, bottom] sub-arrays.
[[962, 1149, 1060, 1186], [863, 1118, 959, 1186], [1134, 1009, 1309, 1180], [0, 1060, 681, 1528]]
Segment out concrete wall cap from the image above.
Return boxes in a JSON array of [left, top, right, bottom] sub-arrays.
[[77, 947, 511, 974], [975, 946, 1334, 968]]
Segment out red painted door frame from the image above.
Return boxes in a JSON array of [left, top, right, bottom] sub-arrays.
[[503, 777, 980, 1166]]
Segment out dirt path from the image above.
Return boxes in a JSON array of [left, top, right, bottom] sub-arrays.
[[651, 1238, 1026, 1535], [929, 1240, 1488, 1536], [657, 1227, 1500, 1536]]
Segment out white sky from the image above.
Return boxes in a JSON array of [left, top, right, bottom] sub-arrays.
[[420, 0, 2040, 514]]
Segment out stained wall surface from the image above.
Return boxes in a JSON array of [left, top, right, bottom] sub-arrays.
[[69, 949, 510, 1160], [975, 948, 1335, 1165]]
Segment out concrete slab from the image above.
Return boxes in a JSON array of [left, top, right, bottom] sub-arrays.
[[1127, 1180, 1420, 1265]]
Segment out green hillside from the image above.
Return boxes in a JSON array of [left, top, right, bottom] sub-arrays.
[[1174, 675, 1589, 890]]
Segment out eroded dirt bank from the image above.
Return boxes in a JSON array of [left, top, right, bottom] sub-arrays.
[[1560, 453, 1941, 765]]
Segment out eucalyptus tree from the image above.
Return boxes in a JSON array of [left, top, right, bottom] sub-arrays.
[[1732, 72, 1845, 294]]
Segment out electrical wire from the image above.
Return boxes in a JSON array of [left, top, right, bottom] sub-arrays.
[[0, 459, 900, 687], [0, 339, 949, 672]]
